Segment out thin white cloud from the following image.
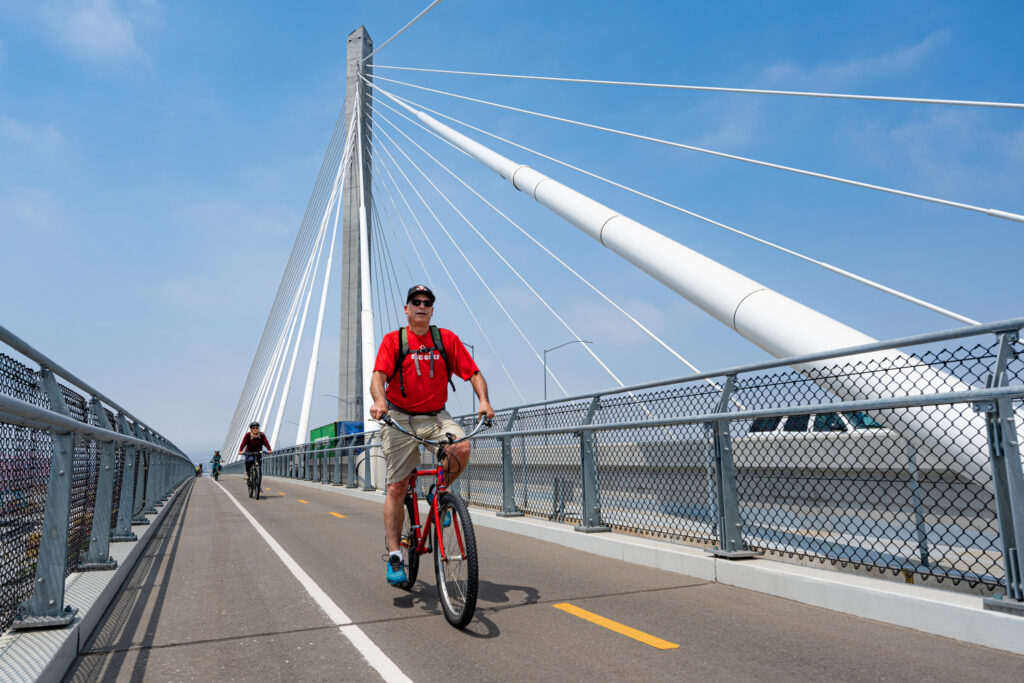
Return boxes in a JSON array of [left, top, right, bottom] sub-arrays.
[[886, 109, 1024, 196], [37, 0, 156, 64], [0, 187, 63, 233], [0, 116, 66, 149], [684, 31, 953, 153], [762, 30, 952, 89]]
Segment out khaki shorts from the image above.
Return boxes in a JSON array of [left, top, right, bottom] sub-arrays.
[[382, 409, 466, 484]]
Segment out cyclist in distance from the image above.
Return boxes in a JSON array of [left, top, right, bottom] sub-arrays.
[[211, 450, 222, 479], [238, 422, 272, 492], [370, 284, 494, 586]]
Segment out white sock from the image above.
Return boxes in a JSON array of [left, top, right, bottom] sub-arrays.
[[389, 550, 403, 562]]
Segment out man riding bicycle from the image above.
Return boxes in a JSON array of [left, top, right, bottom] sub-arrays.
[[370, 284, 494, 586], [238, 422, 271, 492]]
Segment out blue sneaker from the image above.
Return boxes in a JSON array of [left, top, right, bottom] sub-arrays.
[[426, 486, 451, 528], [386, 555, 407, 586]]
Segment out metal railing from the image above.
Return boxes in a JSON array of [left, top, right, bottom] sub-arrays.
[[0, 325, 193, 633], [229, 318, 1024, 613]]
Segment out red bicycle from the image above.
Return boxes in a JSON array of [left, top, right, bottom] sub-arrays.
[[379, 414, 490, 629]]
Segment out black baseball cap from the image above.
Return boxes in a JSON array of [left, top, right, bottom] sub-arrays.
[[406, 284, 435, 304]]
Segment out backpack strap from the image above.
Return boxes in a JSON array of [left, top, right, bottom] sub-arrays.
[[390, 327, 410, 397], [430, 326, 456, 392]]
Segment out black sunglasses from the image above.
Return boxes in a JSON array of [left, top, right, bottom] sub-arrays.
[[408, 299, 433, 308]]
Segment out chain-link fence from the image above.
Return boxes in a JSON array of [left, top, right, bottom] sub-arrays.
[[0, 327, 192, 634], [241, 320, 1024, 606]]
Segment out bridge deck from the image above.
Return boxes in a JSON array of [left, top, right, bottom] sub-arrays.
[[66, 475, 1023, 682]]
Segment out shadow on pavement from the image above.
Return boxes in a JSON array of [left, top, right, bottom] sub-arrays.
[[391, 578, 541, 640], [63, 480, 195, 683]]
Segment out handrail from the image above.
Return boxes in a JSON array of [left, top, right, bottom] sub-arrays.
[[0, 323, 182, 453], [0, 393, 182, 457], [492, 316, 1024, 413], [473, 384, 1024, 440]]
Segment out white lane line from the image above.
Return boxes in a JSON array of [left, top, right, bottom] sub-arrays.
[[213, 480, 411, 683]]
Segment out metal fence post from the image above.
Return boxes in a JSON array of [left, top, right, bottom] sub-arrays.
[[12, 369, 79, 628], [138, 429, 159, 513], [134, 450, 151, 522], [498, 409, 522, 517], [979, 331, 1024, 615], [78, 399, 118, 570], [709, 375, 758, 558], [150, 452, 163, 510], [905, 444, 931, 568], [130, 423, 151, 524], [347, 436, 358, 487], [111, 414, 138, 542], [363, 433, 376, 491], [575, 397, 610, 533]]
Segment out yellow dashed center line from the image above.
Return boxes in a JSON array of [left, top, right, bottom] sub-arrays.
[[553, 603, 679, 650], [277, 493, 286, 496], [330, 512, 346, 519], [298, 499, 309, 504]]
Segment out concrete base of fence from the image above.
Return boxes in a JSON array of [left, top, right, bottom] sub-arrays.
[[265, 474, 1024, 656], [0, 479, 193, 683]]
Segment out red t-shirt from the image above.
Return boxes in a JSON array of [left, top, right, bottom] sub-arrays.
[[373, 327, 479, 413]]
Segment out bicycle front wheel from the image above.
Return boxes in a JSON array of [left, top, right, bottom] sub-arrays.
[[433, 492, 478, 629]]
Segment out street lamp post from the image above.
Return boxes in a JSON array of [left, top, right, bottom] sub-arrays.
[[543, 340, 593, 444]]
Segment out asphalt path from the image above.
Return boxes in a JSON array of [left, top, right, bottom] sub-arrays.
[[65, 475, 1024, 682]]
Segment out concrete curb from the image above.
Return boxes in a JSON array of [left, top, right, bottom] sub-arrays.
[[266, 475, 1024, 656], [0, 477, 195, 683]]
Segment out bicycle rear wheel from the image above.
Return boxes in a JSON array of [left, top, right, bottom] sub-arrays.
[[433, 492, 478, 629], [397, 494, 420, 590]]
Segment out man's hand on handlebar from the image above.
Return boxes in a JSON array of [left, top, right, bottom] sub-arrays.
[[369, 400, 388, 421], [477, 399, 495, 423]]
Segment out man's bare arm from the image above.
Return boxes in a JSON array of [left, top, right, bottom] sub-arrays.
[[470, 371, 495, 418], [369, 370, 389, 419]]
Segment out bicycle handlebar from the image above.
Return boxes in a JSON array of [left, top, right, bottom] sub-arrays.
[[377, 413, 492, 447]]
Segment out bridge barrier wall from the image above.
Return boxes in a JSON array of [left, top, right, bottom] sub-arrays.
[[228, 319, 1024, 611], [0, 325, 192, 635]]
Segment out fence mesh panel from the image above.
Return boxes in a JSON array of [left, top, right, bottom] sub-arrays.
[[724, 346, 1001, 590], [0, 355, 50, 632]]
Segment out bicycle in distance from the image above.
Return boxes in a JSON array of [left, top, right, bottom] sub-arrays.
[[378, 413, 491, 629], [245, 451, 265, 500]]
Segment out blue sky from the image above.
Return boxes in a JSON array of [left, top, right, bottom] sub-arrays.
[[1, 1, 1022, 459]]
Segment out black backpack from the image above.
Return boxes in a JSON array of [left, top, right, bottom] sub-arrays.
[[391, 325, 456, 397]]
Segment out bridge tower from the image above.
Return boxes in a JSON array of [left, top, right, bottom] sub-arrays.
[[338, 27, 373, 423]]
